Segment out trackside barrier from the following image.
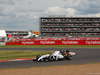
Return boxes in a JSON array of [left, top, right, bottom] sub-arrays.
[[6, 40, 100, 45]]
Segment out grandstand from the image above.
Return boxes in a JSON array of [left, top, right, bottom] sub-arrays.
[[40, 17, 100, 38]]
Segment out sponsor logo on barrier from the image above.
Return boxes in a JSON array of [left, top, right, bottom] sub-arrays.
[[62, 41, 78, 44], [22, 42, 34, 44], [40, 41, 55, 44], [86, 41, 100, 45], [6, 40, 100, 45]]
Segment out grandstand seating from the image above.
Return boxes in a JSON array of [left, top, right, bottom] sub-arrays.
[[40, 17, 100, 38]]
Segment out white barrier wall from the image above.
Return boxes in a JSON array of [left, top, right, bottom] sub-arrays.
[[0, 30, 6, 45]]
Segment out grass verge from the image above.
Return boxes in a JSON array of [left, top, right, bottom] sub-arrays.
[[0, 45, 100, 48], [0, 50, 52, 60]]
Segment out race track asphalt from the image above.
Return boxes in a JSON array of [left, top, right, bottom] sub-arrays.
[[0, 48, 100, 69]]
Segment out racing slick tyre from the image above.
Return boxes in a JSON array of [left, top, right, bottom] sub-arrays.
[[48, 55, 54, 61], [66, 50, 69, 55], [36, 55, 41, 62], [66, 54, 72, 60], [66, 50, 69, 53]]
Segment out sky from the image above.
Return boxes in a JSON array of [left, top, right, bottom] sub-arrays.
[[0, 0, 100, 31]]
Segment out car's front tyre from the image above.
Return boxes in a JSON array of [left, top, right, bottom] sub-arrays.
[[36, 55, 41, 62]]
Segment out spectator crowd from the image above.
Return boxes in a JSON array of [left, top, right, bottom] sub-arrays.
[[41, 28, 100, 32], [42, 33, 100, 37], [42, 23, 100, 27], [41, 17, 100, 38], [41, 18, 100, 22]]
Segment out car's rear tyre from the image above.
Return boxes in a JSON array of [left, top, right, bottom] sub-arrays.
[[66, 50, 69, 52], [66, 54, 72, 60]]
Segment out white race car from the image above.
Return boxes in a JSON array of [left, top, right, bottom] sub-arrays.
[[35, 50, 76, 62]]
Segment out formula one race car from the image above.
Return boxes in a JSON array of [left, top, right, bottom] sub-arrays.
[[35, 50, 76, 62]]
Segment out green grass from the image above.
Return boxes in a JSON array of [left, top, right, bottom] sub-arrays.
[[0, 45, 100, 48], [0, 50, 52, 60]]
